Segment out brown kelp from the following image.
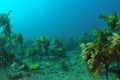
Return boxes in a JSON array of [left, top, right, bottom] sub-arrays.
[[49, 38, 66, 57], [0, 11, 14, 66], [26, 35, 50, 60], [80, 10, 120, 80], [11, 33, 23, 59]]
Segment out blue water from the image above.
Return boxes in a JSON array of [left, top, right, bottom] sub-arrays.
[[0, 0, 120, 39]]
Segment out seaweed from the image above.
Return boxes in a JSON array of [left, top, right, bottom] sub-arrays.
[[26, 35, 50, 60], [11, 33, 23, 59], [80, 10, 120, 80], [49, 38, 66, 57], [0, 11, 14, 66]]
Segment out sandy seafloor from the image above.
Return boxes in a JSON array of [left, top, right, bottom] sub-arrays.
[[0, 51, 118, 80]]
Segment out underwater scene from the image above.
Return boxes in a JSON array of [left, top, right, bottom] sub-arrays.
[[0, 0, 120, 80]]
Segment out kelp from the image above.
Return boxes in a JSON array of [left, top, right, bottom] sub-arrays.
[[80, 10, 120, 80]]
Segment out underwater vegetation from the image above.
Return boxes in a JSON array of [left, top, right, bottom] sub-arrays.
[[49, 38, 66, 57], [26, 36, 66, 61], [26, 35, 50, 60], [0, 11, 70, 79], [63, 32, 93, 51], [80, 10, 120, 80], [1, 10, 120, 80], [0, 10, 14, 66], [0, 11, 25, 67]]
